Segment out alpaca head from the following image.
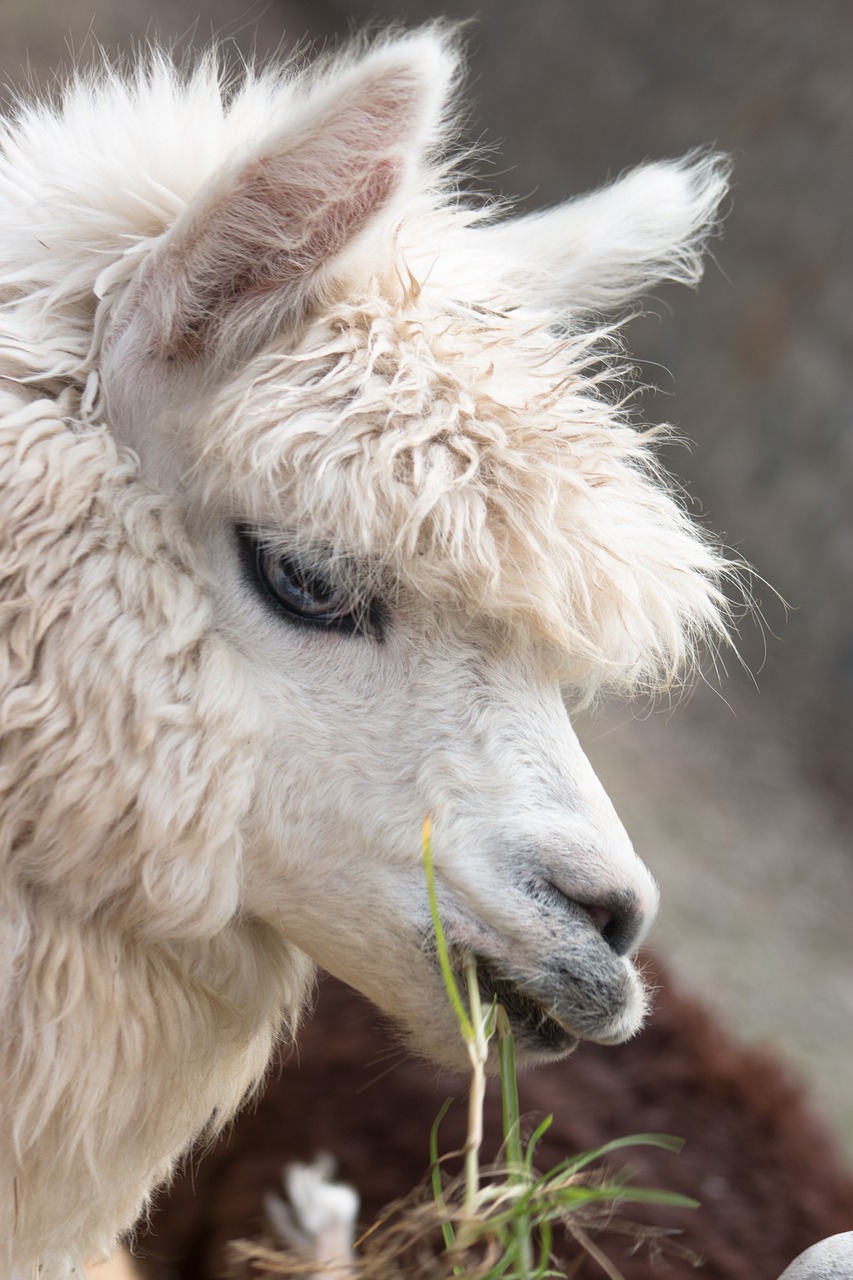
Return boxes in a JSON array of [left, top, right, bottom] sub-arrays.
[[95, 31, 730, 1067]]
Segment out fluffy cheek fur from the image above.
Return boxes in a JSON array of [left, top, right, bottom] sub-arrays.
[[0, 398, 313, 1277]]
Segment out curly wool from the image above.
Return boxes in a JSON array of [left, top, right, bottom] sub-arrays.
[[0, 388, 313, 1277]]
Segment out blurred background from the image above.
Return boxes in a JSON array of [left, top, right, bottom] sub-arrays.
[[3, 1, 851, 1152]]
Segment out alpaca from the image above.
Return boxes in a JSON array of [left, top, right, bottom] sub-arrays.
[[137, 967, 853, 1280], [0, 29, 734, 1279]]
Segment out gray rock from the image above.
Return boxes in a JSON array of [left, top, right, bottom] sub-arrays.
[[779, 1233, 853, 1279]]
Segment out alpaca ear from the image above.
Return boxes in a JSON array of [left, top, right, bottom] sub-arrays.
[[483, 153, 730, 316], [123, 33, 456, 369]]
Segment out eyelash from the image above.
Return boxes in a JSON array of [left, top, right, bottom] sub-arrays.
[[236, 527, 382, 639]]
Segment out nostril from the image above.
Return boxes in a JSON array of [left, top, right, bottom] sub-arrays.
[[585, 903, 616, 939], [585, 894, 642, 955], [542, 882, 642, 956]]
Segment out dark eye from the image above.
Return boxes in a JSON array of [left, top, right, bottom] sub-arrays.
[[236, 527, 380, 638]]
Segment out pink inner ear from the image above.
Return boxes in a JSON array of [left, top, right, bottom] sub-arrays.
[[135, 41, 455, 366], [161, 151, 401, 362], [240, 150, 402, 282]]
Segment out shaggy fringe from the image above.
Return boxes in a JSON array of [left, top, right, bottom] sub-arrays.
[[199, 293, 739, 702]]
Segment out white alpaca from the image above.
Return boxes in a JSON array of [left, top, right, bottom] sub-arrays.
[[0, 30, 732, 1279]]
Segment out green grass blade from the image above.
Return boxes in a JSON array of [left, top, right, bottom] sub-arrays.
[[496, 1007, 523, 1169], [429, 1096, 457, 1249], [597, 1187, 699, 1210], [523, 1115, 554, 1176], [496, 1006, 535, 1275], [556, 1132, 686, 1176], [535, 1218, 554, 1279], [423, 817, 474, 1042]]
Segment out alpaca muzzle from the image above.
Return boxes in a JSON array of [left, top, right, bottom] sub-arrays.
[[474, 930, 646, 1057], [434, 881, 650, 1063]]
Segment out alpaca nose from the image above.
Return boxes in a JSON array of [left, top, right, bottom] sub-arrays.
[[543, 882, 648, 957]]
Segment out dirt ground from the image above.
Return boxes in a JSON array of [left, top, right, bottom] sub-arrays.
[[2, 0, 851, 1165]]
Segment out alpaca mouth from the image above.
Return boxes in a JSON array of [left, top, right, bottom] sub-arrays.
[[473, 957, 579, 1057]]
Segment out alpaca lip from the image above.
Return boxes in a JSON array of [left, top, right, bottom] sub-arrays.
[[473, 957, 579, 1056]]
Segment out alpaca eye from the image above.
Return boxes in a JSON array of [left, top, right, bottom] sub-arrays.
[[237, 528, 378, 638]]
